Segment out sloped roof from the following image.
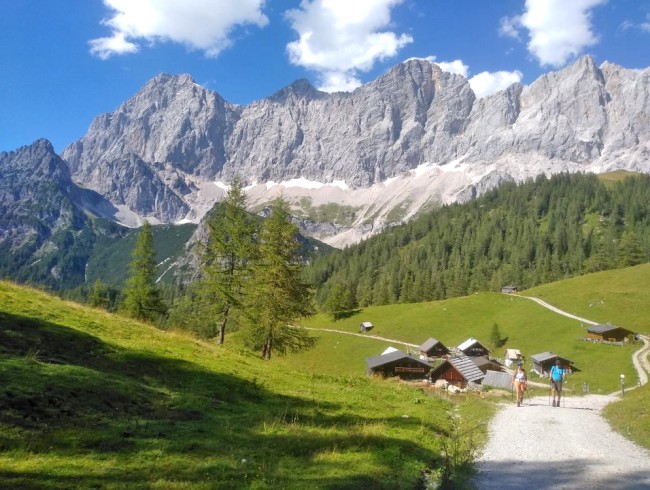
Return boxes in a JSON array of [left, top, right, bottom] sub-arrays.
[[587, 324, 633, 334], [483, 370, 513, 390], [530, 351, 573, 364], [360, 321, 374, 327], [420, 337, 446, 352], [505, 349, 522, 359], [382, 346, 400, 356], [472, 357, 500, 369], [366, 350, 431, 370], [458, 337, 488, 352], [431, 354, 485, 383], [458, 337, 479, 351]]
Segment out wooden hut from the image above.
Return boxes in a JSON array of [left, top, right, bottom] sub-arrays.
[[483, 370, 514, 390], [586, 324, 635, 342], [501, 285, 518, 294], [419, 337, 450, 361], [366, 350, 431, 379], [458, 337, 490, 357], [359, 321, 374, 333], [504, 348, 523, 367], [530, 352, 573, 376], [472, 356, 503, 374], [428, 355, 485, 388]]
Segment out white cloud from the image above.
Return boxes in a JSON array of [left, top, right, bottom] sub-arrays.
[[621, 14, 650, 33], [89, 0, 268, 59], [501, 0, 606, 67], [436, 59, 469, 77], [469, 70, 523, 98], [286, 0, 412, 92], [499, 15, 522, 40], [422, 56, 521, 99]]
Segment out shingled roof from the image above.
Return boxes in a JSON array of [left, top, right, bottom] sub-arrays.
[[430, 354, 485, 384], [366, 350, 430, 370], [587, 324, 632, 334], [420, 337, 443, 351], [483, 370, 513, 390]]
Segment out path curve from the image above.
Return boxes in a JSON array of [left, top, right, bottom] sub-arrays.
[[474, 296, 650, 488], [518, 294, 650, 388], [517, 294, 599, 325], [302, 327, 419, 348]]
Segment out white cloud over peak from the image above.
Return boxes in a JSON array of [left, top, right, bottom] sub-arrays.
[[469, 70, 523, 98], [425, 56, 521, 99], [501, 0, 606, 67], [89, 0, 268, 60], [437, 59, 469, 77], [286, 0, 412, 92]]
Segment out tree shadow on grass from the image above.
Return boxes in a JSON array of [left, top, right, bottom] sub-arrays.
[[0, 311, 443, 489]]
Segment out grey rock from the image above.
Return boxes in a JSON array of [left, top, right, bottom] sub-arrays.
[[58, 56, 650, 246]]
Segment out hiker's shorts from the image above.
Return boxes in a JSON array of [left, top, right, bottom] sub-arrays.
[[551, 380, 562, 393]]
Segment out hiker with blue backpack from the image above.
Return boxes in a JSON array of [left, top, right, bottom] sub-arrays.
[[549, 359, 567, 407]]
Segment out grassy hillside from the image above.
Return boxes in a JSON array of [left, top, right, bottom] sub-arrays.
[[292, 292, 638, 393], [524, 263, 650, 335], [0, 281, 489, 489]]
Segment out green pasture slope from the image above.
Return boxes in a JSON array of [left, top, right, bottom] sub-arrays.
[[0, 281, 489, 489], [525, 263, 650, 449], [289, 263, 650, 451], [294, 291, 638, 393]]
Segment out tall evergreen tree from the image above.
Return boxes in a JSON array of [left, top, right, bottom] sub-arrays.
[[200, 177, 257, 345], [122, 221, 167, 321], [244, 197, 315, 360]]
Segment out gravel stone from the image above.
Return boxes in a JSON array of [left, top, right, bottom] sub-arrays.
[[473, 394, 650, 489]]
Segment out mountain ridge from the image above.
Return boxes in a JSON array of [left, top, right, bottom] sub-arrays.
[[32, 56, 650, 245]]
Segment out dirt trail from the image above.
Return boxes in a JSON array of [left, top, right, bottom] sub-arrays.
[[474, 296, 650, 488], [474, 394, 650, 489]]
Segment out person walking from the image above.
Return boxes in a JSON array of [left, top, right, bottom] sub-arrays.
[[549, 358, 567, 407], [512, 362, 527, 407]]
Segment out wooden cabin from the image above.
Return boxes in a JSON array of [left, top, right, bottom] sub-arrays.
[[419, 337, 450, 361], [458, 337, 490, 357], [482, 370, 514, 390], [366, 350, 431, 379], [530, 352, 573, 376], [587, 324, 635, 342], [504, 348, 523, 367], [501, 285, 518, 294], [429, 355, 485, 388], [472, 356, 503, 374], [359, 321, 374, 333]]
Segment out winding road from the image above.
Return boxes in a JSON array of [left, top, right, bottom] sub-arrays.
[[473, 294, 650, 489]]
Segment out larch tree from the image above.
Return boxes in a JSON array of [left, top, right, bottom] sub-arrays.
[[200, 177, 257, 345], [122, 221, 167, 321], [245, 197, 315, 360]]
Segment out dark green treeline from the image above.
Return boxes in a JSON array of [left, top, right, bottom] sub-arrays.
[[307, 173, 650, 308]]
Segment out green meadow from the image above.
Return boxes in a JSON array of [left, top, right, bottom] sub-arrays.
[[293, 291, 639, 393], [0, 281, 490, 489], [1, 263, 649, 487]]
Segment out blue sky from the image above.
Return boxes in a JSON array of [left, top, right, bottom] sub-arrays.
[[2, 0, 649, 154]]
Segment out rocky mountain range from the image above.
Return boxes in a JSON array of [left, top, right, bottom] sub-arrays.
[[56, 56, 649, 247]]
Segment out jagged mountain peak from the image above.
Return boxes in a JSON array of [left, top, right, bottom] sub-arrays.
[[57, 56, 650, 246], [270, 78, 323, 102]]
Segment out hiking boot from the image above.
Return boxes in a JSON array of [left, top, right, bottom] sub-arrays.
[[556, 400, 560, 407], [552, 400, 556, 407]]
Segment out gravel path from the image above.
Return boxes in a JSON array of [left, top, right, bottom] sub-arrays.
[[473, 394, 650, 489]]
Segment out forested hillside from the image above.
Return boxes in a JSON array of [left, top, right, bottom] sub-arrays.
[[308, 172, 650, 308]]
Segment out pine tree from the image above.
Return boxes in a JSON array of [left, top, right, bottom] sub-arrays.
[[89, 279, 109, 309], [245, 197, 315, 359], [122, 221, 167, 321], [200, 177, 257, 345]]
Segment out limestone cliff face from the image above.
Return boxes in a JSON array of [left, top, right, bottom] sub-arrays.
[[59, 57, 650, 245]]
